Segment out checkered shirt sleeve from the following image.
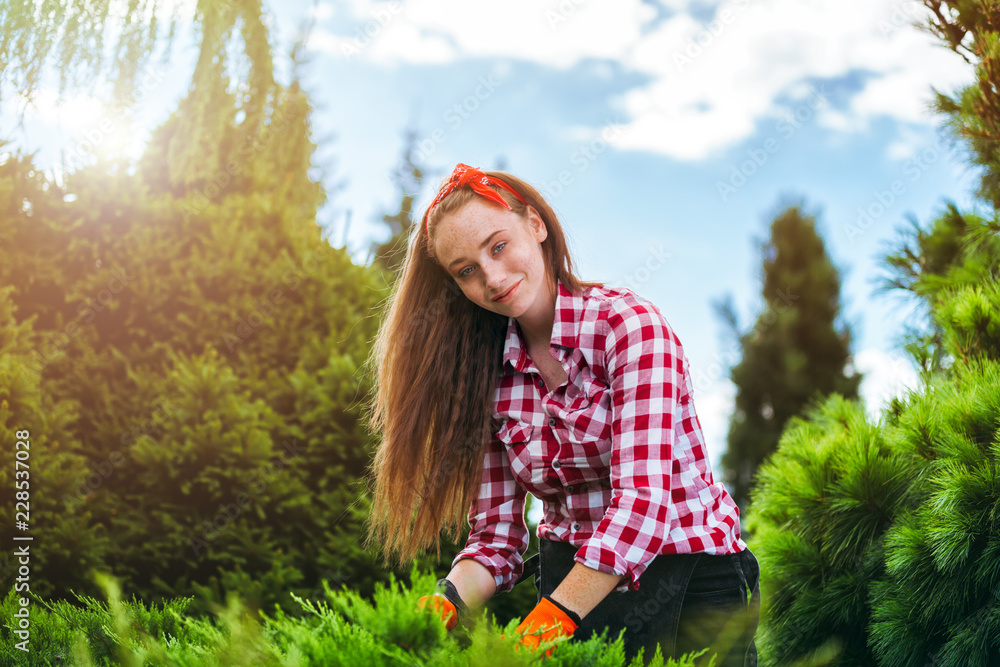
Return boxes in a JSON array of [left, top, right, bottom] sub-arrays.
[[449, 431, 530, 594]]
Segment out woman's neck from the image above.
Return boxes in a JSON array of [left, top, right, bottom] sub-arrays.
[[516, 276, 558, 351]]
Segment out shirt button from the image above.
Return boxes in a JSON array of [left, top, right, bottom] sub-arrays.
[[548, 417, 556, 426], [537, 378, 544, 387], [566, 485, 575, 493], [552, 460, 561, 469], [572, 522, 581, 531]]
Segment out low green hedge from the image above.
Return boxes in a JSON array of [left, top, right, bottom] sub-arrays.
[[0, 569, 713, 666]]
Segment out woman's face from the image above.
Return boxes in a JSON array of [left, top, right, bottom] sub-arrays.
[[434, 197, 549, 317]]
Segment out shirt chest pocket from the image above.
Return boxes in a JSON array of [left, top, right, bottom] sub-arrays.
[[495, 418, 547, 489], [562, 376, 613, 454], [496, 418, 535, 447]]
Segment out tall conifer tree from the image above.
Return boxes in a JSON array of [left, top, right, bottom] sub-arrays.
[[720, 201, 861, 510], [0, 23, 420, 615], [371, 129, 426, 276]]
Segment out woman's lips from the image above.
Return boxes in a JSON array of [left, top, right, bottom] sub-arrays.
[[493, 280, 520, 303]]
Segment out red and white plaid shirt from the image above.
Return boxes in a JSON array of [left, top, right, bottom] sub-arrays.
[[451, 279, 745, 594]]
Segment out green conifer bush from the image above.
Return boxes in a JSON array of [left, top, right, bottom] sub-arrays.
[[0, 97, 436, 616], [0, 285, 114, 599], [748, 352, 1000, 665], [0, 568, 711, 666], [867, 356, 1000, 666]]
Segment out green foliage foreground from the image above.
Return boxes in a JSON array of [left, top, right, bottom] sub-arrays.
[[748, 354, 1000, 666], [0, 569, 711, 667]]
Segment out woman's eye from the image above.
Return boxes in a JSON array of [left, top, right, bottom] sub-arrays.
[[457, 242, 505, 279]]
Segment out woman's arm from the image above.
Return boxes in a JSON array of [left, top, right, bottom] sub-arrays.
[[549, 562, 626, 620], [571, 297, 686, 593], [447, 558, 499, 609], [448, 425, 531, 600]]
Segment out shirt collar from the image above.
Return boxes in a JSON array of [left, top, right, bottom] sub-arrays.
[[502, 278, 583, 373]]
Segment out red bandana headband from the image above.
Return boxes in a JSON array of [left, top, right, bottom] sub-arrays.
[[423, 163, 526, 242]]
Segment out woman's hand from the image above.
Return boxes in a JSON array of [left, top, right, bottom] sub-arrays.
[[505, 596, 581, 658], [416, 593, 460, 631], [415, 578, 468, 632]]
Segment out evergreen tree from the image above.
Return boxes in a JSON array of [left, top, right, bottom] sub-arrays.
[[0, 55, 422, 619], [747, 5, 1000, 659], [0, 279, 113, 600], [719, 200, 861, 510], [917, 0, 1000, 208], [860, 0, 1000, 389], [748, 321, 1000, 666], [0, 0, 279, 185], [878, 202, 1000, 380], [371, 128, 427, 276], [0, 566, 712, 666]]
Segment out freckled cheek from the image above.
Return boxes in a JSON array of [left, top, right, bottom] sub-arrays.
[[508, 245, 536, 270]]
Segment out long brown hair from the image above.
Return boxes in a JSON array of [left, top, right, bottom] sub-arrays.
[[362, 168, 603, 568]]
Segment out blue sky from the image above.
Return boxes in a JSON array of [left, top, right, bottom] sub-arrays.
[[5, 0, 985, 475]]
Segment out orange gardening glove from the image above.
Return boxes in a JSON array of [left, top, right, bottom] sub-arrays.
[[415, 578, 468, 632], [504, 596, 581, 658], [417, 593, 459, 631]]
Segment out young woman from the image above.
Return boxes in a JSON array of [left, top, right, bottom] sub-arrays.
[[364, 163, 760, 665]]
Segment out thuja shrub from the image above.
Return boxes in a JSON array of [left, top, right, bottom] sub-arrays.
[[747, 358, 1000, 666], [0, 568, 712, 666]]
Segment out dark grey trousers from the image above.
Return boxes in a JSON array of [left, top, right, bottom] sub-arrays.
[[535, 539, 760, 666]]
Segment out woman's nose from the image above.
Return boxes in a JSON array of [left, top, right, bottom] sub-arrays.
[[480, 261, 507, 289]]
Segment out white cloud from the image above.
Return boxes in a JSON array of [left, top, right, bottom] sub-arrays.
[[885, 124, 929, 161], [617, 0, 971, 160], [310, 0, 652, 66], [854, 348, 921, 419], [317, 0, 973, 161], [307, 2, 337, 21], [692, 378, 736, 475], [312, 22, 457, 63]]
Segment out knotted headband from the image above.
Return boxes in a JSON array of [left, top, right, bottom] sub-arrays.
[[423, 163, 526, 242]]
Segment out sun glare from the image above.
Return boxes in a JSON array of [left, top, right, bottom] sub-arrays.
[[14, 87, 151, 176]]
